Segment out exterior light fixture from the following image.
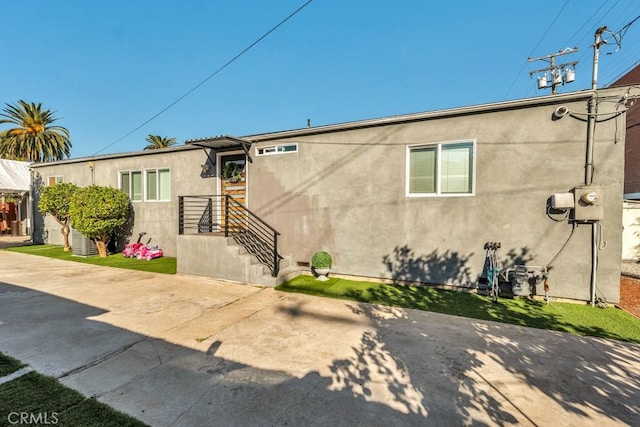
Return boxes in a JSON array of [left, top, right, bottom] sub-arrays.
[[553, 106, 570, 119]]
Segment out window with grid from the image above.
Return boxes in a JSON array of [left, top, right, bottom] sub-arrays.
[[145, 168, 170, 201], [407, 141, 475, 196], [119, 171, 142, 201]]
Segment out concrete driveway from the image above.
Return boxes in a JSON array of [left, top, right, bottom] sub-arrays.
[[0, 249, 639, 426]]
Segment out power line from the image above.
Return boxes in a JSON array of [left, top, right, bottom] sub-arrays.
[[562, 0, 610, 48], [616, 14, 640, 40], [571, 0, 619, 48], [587, 11, 640, 81], [93, 0, 315, 155], [604, 60, 640, 87], [567, 0, 625, 76], [503, 0, 570, 100], [529, 0, 571, 57]]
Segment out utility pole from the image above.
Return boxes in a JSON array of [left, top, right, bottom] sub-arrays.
[[528, 47, 579, 94], [585, 26, 606, 186], [586, 26, 607, 307]]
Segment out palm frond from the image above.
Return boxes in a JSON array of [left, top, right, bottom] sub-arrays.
[[0, 100, 71, 162], [144, 134, 177, 150]]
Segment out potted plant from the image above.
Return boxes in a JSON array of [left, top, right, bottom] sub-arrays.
[[311, 251, 332, 281]]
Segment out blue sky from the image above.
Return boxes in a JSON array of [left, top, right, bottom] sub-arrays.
[[1, 1, 639, 159]]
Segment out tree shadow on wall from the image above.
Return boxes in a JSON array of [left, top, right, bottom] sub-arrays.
[[109, 201, 135, 253], [499, 246, 534, 270], [382, 245, 535, 290], [382, 245, 474, 288]]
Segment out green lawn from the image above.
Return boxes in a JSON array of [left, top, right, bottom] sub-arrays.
[[4, 244, 176, 274], [0, 353, 25, 378], [277, 275, 640, 344], [0, 359, 147, 426]]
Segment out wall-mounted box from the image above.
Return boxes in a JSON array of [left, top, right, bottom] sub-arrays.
[[573, 185, 604, 221], [551, 193, 575, 210]]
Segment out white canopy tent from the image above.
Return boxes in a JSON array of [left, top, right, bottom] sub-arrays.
[[0, 159, 30, 196], [0, 159, 31, 236]]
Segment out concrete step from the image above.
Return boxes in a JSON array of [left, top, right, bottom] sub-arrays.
[[252, 265, 302, 287], [177, 234, 301, 287], [225, 236, 299, 286]]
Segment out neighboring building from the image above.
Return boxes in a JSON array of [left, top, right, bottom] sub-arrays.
[[30, 146, 205, 254], [30, 86, 640, 303], [611, 64, 640, 260], [611, 63, 640, 199]]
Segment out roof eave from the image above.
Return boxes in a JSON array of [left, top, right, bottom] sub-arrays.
[[243, 90, 601, 142]]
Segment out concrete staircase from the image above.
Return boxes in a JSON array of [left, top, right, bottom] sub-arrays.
[[229, 236, 301, 286], [176, 234, 301, 286]]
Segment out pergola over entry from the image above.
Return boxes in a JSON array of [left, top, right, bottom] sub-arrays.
[[186, 135, 253, 177]]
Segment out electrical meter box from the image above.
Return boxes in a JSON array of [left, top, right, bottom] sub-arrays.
[[573, 185, 604, 221]]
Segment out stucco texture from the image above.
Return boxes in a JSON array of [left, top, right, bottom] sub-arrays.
[[29, 88, 635, 303], [249, 94, 627, 303]]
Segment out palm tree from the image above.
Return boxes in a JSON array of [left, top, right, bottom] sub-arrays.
[[144, 134, 176, 150], [0, 100, 71, 162]]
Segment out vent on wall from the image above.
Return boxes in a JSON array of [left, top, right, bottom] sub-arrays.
[[71, 227, 98, 256]]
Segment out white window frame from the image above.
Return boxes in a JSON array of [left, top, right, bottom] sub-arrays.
[[406, 139, 476, 197], [119, 170, 143, 202], [144, 168, 171, 202], [47, 176, 63, 186], [256, 143, 298, 156]]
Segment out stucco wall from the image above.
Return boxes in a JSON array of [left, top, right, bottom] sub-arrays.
[[249, 93, 627, 303], [31, 147, 216, 256], [28, 89, 631, 303]]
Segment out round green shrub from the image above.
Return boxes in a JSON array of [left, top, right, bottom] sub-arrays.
[[311, 251, 332, 269]]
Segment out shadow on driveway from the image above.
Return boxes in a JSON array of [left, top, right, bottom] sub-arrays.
[[0, 259, 639, 426]]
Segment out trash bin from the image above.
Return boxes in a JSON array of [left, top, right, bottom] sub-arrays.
[[11, 220, 19, 236]]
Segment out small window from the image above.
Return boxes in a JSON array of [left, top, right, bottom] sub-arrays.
[[256, 143, 298, 156], [407, 140, 475, 197], [119, 171, 142, 201], [47, 176, 63, 186], [146, 168, 170, 201]]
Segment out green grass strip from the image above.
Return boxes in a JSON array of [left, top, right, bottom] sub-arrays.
[[0, 354, 25, 377], [277, 275, 640, 344], [4, 244, 176, 274], [0, 371, 147, 426]]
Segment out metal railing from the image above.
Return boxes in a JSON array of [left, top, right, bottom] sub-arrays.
[[178, 195, 281, 276]]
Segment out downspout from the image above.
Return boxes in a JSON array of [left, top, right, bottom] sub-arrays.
[[587, 26, 605, 307]]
